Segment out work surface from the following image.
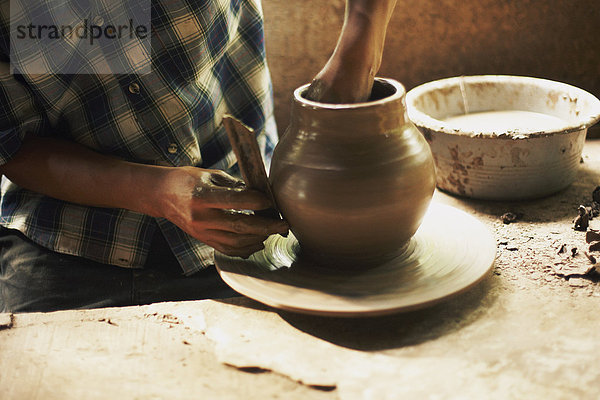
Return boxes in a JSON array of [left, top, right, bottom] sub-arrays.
[[2, 141, 600, 400]]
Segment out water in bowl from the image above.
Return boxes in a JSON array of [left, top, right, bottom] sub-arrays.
[[444, 110, 567, 133]]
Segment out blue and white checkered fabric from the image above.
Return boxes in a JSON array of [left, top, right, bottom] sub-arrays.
[[0, 0, 278, 274]]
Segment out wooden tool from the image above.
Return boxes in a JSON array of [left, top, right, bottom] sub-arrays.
[[222, 115, 281, 220]]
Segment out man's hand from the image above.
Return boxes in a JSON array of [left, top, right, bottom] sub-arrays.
[[155, 167, 288, 258], [0, 137, 288, 258], [305, 0, 397, 104]]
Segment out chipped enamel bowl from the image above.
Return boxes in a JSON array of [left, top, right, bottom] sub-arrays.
[[406, 75, 600, 200]]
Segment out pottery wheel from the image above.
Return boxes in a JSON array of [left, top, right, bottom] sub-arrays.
[[215, 203, 496, 317]]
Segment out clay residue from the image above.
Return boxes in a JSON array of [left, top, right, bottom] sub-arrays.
[[421, 127, 434, 143], [0, 313, 14, 330], [471, 156, 484, 167], [546, 90, 560, 109], [510, 147, 529, 167], [446, 175, 466, 195], [442, 144, 474, 195]]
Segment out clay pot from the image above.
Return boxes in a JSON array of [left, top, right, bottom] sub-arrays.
[[269, 78, 436, 267]]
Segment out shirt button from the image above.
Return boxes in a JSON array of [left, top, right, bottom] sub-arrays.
[[128, 82, 140, 94], [93, 16, 104, 26], [167, 143, 178, 154]]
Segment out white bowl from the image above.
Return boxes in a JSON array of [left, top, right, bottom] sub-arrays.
[[406, 75, 600, 200]]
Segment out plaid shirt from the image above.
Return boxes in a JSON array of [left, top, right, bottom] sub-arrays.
[[0, 0, 277, 275]]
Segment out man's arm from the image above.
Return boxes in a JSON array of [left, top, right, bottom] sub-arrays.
[[305, 0, 398, 103], [0, 137, 288, 257]]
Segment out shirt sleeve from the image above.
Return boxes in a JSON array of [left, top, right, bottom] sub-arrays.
[[0, 58, 48, 166], [0, 4, 48, 167]]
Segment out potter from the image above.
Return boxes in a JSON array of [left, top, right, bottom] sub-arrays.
[[269, 78, 436, 268]]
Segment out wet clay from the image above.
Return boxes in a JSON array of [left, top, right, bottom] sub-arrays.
[[269, 78, 436, 268]]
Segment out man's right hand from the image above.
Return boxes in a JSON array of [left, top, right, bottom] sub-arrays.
[[0, 137, 288, 258], [153, 167, 289, 258]]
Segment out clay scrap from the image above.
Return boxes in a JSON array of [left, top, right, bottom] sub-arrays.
[[501, 212, 523, 224], [573, 186, 600, 231], [564, 187, 600, 279], [586, 230, 600, 243], [584, 185, 600, 219], [553, 235, 600, 279], [593, 185, 600, 204], [573, 205, 589, 231], [550, 261, 597, 279], [585, 252, 597, 264], [0, 313, 13, 330], [583, 216, 600, 255]]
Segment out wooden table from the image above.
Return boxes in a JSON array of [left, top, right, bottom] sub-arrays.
[[2, 140, 600, 400]]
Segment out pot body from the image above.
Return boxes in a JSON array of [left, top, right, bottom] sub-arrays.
[[269, 78, 436, 267]]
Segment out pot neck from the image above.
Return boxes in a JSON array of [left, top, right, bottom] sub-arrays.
[[290, 79, 409, 136]]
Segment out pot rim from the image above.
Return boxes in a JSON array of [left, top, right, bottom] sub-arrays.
[[294, 77, 406, 111], [405, 75, 600, 139]]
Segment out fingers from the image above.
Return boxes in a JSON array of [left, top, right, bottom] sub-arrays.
[[195, 171, 273, 211], [185, 170, 288, 258], [209, 241, 265, 258], [209, 170, 246, 188], [205, 230, 268, 248], [197, 209, 288, 236], [198, 187, 272, 210], [221, 212, 288, 236], [200, 222, 283, 258]]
